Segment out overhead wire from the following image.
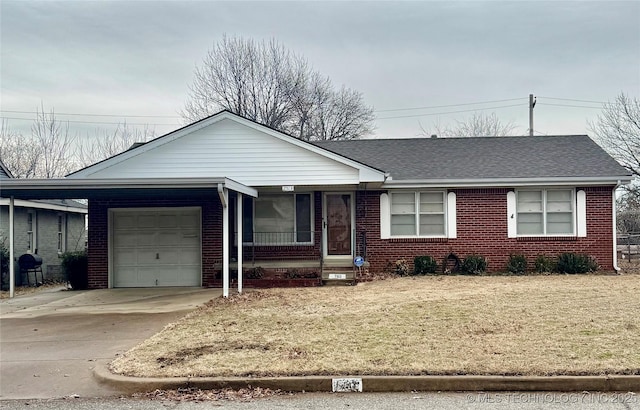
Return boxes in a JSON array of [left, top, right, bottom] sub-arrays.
[[377, 103, 526, 120]]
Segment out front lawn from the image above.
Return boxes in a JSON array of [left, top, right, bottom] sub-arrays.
[[111, 275, 640, 377]]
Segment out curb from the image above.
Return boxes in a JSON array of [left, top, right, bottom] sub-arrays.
[[93, 364, 640, 394]]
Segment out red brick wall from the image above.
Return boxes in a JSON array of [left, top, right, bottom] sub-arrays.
[[356, 187, 615, 273], [87, 197, 222, 289]]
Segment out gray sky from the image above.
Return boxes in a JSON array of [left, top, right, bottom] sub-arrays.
[[1, 0, 639, 142]]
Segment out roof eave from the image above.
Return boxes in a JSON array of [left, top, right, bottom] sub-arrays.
[[0, 177, 258, 198], [382, 176, 633, 189]]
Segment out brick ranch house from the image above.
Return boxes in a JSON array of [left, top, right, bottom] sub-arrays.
[[1, 111, 631, 296]]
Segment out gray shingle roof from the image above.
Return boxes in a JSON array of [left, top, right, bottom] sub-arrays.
[[314, 135, 630, 181], [0, 159, 13, 179]]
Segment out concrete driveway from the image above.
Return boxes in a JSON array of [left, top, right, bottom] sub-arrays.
[[0, 287, 222, 400]]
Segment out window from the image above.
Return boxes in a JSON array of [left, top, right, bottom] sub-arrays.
[[390, 191, 446, 237], [517, 189, 574, 235], [57, 214, 66, 253], [27, 211, 37, 252], [243, 193, 313, 244]]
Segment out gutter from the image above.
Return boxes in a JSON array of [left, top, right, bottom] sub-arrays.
[[382, 176, 633, 189]]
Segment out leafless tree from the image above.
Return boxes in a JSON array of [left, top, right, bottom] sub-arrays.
[[0, 120, 40, 178], [589, 93, 640, 231], [31, 103, 77, 177], [589, 93, 640, 180], [78, 122, 155, 166], [420, 112, 518, 138], [181, 35, 374, 141]]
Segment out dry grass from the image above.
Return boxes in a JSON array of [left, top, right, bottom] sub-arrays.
[[111, 274, 640, 378]]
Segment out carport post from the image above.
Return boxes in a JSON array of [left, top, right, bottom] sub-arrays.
[[218, 184, 229, 298], [237, 193, 243, 293], [9, 196, 15, 298]]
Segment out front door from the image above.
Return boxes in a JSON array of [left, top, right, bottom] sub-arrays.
[[323, 193, 354, 258]]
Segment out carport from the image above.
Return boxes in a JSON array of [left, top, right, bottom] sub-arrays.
[[1, 177, 257, 298]]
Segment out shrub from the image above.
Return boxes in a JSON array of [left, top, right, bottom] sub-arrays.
[[394, 259, 410, 276], [507, 254, 527, 275], [534, 255, 555, 273], [246, 266, 265, 279], [60, 251, 88, 290], [461, 254, 488, 275], [413, 256, 438, 275], [556, 253, 598, 274], [1, 242, 9, 290]]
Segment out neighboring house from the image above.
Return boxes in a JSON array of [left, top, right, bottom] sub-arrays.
[[0, 111, 631, 292], [0, 160, 87, 287]]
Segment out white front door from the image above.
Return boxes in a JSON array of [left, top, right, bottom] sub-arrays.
[[323, 193, 354, 259], [111, 208, 201, 287]]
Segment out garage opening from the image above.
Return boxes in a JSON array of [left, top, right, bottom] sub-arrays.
[[111, 207, 201, 287]]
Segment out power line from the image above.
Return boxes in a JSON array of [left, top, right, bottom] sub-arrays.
[[538, 96, 607, 105], [0, 116, 178, 126], [536, 102, 603, 110], [374, 97, 525, 113], [377, 103, 527, 120], [0, 109, 181, 119]]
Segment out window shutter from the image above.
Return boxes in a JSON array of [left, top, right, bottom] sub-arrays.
[[507, 191, 517, 238], [380, 193, 390, 239], [576, 189, 587, 237], [447, 192, 457, 238]]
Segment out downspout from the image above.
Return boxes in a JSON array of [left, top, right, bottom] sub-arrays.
[[613, 181, 621, 272]]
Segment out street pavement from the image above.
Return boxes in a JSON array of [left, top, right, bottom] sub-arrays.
[[1, 392, 639, 409]]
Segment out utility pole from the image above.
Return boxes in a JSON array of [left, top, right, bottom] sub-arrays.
[[529, 93, 536, 137]]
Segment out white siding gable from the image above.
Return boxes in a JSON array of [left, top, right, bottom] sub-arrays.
[[74, 117, 381, 186]]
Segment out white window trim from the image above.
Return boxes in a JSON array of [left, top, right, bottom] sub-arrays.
[[27, 210, 37, 253], [515, 188, 577, 237], [243, 193, 314, 246], [57, 213, 67, 254], [389, 190, 448, 238]]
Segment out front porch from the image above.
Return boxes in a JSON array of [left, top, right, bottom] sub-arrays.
[[209, 229, 366, 287]]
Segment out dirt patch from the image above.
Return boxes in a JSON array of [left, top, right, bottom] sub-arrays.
[[0, 283, 68, 300], [112, 275, 640, 378]]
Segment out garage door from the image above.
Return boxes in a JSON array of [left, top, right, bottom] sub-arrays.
[[112, 208, 201, 287]]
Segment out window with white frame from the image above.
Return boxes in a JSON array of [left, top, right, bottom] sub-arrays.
[[27, 211, 36, 252], [57, 214, 66, 253], [516, 189, 574, 235], [243, 193, 313, 244], [390, 191, 446, 236]]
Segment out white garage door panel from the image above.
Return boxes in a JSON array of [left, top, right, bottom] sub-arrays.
[[114, 249, 136, 265], [112, 208, 201, 288]]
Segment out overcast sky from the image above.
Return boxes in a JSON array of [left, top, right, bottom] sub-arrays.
[[1, 1, 639, 142]]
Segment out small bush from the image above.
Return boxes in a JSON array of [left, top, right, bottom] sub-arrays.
[[246, 266, 265, 279], [1, 242, 9, 290], [394, 259, 410, 276], [534, 255, 555, 273], [60, 251, 88, 290], [556, 253, 598, 274], [507, 254, 527, 275], [461, 254, 488, 275], [413, 256, 438, 275]]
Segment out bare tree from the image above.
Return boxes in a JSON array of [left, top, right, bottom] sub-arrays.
[[181, 35, 374, 141], [0, 119, 41, 178], [31, 103, 77, 177], [78, 122, 155, 166], [420, 112, 518, 138], [589, 93, 640, 179]]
